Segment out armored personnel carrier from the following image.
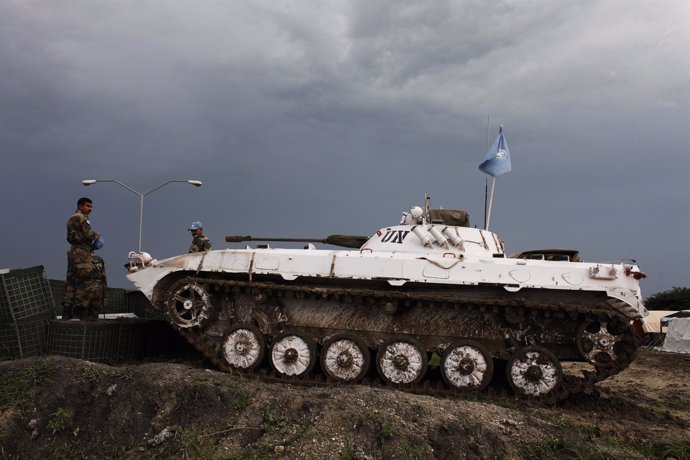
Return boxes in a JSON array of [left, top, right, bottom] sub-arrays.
[[126, 203, 646, 400]]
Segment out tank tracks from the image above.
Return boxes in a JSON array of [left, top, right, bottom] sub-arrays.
[[153, 275, 639, 404]]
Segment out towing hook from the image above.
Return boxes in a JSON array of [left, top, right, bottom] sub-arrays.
[[625, 268, 647, 280]]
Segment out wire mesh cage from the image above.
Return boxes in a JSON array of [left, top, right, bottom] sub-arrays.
[[0, 311, 54, 360], [1, 266, 56, 322], [49, 280, 131, 315], [105, 287, 128, 314], [3, 268, 194, 363], [48, 279, 66, 316], [46, 319, 151, 364], [0, 266, 56, 359]]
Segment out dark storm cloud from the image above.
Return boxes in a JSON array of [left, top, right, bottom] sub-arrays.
[[0, 0, 688, 296]]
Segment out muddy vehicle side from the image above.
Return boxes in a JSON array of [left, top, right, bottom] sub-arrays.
[[126, 207, 646, 400]]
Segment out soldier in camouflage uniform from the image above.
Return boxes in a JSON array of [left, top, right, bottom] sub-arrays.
[[62, 197, 107, 321], [188, 221, 212, 253]]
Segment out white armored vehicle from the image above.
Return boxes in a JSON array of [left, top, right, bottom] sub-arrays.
[[126, 202, 646, 400]]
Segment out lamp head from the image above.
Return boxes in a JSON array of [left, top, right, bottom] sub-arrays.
[[82, 179, 97, 186], [188, 180, 203, 187]]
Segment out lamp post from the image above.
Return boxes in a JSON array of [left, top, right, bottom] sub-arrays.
[[82, 179, 203, 252]]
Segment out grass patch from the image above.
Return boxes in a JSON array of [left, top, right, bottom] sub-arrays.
[[260, 411, 288, 433], [176, 426, 216, 459], [47, 407, 73, 435], [231, 420, 311, 460], [38, 441, 87, 460], [554, 417, 599, 436], [190, 374, 209, 384], [224, 372, 252, 409], [525, 437, 600, 459], [635, 440, 690, 460], [340, 438, 355, 460], [455, 414, 482, 436], [400, 444, 433, 460], [79, 363, 133, 384], [380, 419, 394, 439], [80, 364, 109, 383], [661, 440, 690, 459], [526, 435, 645, 460], [0, 361, 56, 410]]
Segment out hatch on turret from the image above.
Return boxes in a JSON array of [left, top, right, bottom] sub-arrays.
[[428, 209, 470, 227], [510, 248, 582, 262]]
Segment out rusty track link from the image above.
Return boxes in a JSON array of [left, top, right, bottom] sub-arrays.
[[163, 276, 639, 404]]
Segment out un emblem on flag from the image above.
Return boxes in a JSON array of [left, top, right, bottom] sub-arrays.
[[496, 149, 507, 159]]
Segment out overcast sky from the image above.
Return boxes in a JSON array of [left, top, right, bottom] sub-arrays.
[[1, 0, 688, 298]]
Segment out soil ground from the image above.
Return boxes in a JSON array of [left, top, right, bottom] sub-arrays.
[[1, 349, 689, 459]]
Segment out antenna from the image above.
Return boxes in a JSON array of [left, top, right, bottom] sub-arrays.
[[423, 194, 431, 224], [483, 115, 489, 229]]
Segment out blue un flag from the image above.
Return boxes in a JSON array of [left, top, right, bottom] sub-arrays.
[[479, 128, 511, 177]]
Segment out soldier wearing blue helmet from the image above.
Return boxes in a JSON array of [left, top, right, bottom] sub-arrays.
[[188, 221, 212, 253]]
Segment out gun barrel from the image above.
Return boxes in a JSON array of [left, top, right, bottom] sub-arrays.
[[225, 236, 325, 243], [225, 234, 369, 248]]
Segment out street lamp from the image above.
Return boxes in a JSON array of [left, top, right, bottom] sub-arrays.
[[82, 179, 203, 252]]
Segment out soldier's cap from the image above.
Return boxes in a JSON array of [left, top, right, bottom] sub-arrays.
[[188, 221, 204, 231]]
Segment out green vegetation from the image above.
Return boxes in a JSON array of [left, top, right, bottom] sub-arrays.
[[634, 440, 690, 460], [399, 444, 432, 460], [230, 420, 310, 460], [175, 426, 216, 459], [0, 361, 56, 410], [190, 374, 209, 384], [47, 407, 73, 435], [659, 440, 690, 459], [260, 411, 288, 433], [525, 435, 690, 460], [79, 363, 132, 384], [554, 417, 599, 436], [525, 437, 623, 459], [340, 438, 355, 460], [455, 414, 482, 436], [38, 442, 87, 460], [80, 364, 108, 383], [224, 373, 252, 409], [380, 419, 394, 439], [645, 286, 690, 310]]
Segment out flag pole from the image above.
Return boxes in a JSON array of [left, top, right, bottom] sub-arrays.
[[486, 177, 496, 230], [485, 124, 503, 231], [483, 116, 490, 229]]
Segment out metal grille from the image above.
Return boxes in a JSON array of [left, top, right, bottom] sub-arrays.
[[0, 311, 53, 359], [46, 319, 149, 363], [49, 280, 132, 315], [0, 266, 55, 322], [49, 279, 66, 316], [0, 266, 55, 359], [105, 288, 128, 314]]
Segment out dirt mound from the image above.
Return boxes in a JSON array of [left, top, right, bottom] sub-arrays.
[[1, 350, 689, 459]]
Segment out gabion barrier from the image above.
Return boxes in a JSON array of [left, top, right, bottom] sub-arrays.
[[46, 319, 196, 364], [49, 280, 130, 315], [0, 266, 55, 359], [46, 318, 150, 363], [2, 268, 190, 363]]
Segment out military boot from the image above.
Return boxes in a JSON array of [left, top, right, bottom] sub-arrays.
[[75, 307, 89, 321], [85, 306, 99, 321], [61, 304, 74, 321]]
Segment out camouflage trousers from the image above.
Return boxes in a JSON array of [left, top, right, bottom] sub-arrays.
[[63, 247, 107, 320]]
